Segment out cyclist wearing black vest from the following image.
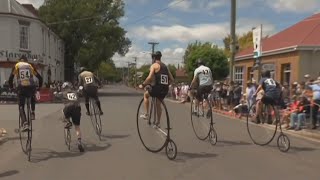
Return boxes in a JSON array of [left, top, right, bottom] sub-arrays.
[[253, 70, 281, 124], [139, 51, 174, 126]]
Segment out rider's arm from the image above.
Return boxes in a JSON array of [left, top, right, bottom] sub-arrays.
[[190, 69, 198, 89], [94, 75, 102, 86], [78, 74, 83, 87], [254, 85, 262, 96], [142, 65, 155, 86], [8, 66, 16, 89], [31, 66, 43, 88]]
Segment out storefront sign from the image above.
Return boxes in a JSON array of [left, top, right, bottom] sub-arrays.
[[0, 50, 41, 61]]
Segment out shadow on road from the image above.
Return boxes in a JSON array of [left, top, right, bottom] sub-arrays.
[[216, 140, 252, 147], [0, 170, 19, 178], [268, 145, 318, 153], [165, 151, 218, 163], [30, 143, 111, 163], [101, 134, 131, 139]]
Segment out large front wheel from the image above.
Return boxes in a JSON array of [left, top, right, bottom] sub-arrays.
[[246, 101, 278, 146], [137, 97, 170, 152], [190, 98, 212, 140]]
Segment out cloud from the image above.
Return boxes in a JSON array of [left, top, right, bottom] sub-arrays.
[[169, 0, 227, 12], [113, 45, 185, 67], [129, 18, 276, 44], [267, 0, 320, 13], [16, 0, 44, 8], [130, 23, 229, 43]]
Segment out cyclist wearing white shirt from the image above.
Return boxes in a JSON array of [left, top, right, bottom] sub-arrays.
[[190, 59, 213, 110]]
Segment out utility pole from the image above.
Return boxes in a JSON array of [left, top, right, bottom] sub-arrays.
[[148, 42, 159, 64], [133, 57, 137, 89], [127, 62, 130, 86], [230, 0, 237, 81]]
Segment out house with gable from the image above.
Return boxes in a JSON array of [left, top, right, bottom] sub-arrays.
[[234, 13, 320, 87]]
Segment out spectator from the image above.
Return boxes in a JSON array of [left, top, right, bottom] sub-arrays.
[[308, 77, 320, 129], [246, 80, 256, 109], [233, 82, 242, 106], [281, 82, 290, 106], [288, 95, 309, 131]]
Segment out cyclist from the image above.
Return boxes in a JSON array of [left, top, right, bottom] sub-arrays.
[[139, 51, 174, 127], [190, 58, 213, 115], [8, 55, 43, 131], [61, 82, 84, 152], [253, 70, 281, 124], [78, 67, 103, 115]]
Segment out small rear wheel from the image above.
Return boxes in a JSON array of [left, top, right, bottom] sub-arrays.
[[277, 134, 290, 152], [166, 140, 177, 160]]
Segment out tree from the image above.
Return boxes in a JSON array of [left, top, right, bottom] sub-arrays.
[[167, 64, 177, 78], [223, 31, 253, 57], [98, 61, 121, 82], [184, 42, 229, 80], [39, 0, 131, 80]]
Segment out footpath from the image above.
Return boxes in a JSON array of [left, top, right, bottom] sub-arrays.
[[166, 98, 320, 143]]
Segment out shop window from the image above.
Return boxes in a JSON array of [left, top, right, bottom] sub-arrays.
[[234, 66, 244, 86], [281, 63, 291, 85], [20, 25, 29, 50]]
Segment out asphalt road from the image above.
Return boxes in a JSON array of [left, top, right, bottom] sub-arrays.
[[0, 85, 319, 180]]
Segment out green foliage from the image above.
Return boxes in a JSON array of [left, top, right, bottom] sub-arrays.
[[167, 64, 177, 78], [39, 0, 131, 79], [98, 61, 121, 82], [184, 42, 229, 80], [223, 31, 254, 57]]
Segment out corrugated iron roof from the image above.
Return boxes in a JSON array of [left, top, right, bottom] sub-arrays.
[[236, 13, 320, 59]]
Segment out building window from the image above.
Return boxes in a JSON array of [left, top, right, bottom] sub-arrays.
[[20, 25, 29, 49], [281, 63, 291, 85], [234, 66, 244, 86]]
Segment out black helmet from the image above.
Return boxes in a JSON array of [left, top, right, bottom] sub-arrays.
[[196, 58, 204, 66], [261, 70, 271, 78], [20, 55, 28, 62], [154, 51, 162, 59], [79, 67, 86, 72]]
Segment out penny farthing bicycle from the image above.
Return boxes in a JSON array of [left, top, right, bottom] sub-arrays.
[[246, 97, 290, 152], [136, 85, 177, 160], [18, 96, 33, 161], [190, 89, 217, 145]]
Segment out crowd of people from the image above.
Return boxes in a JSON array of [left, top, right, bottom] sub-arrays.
[[170, 74, 320, 131]]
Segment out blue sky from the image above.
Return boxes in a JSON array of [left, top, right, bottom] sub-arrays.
[[18, 0, 320, 67]]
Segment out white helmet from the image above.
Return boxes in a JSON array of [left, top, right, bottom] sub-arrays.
[[62, 82, 72, 89]]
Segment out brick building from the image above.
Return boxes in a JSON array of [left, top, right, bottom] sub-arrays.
[[235, 13, 320, 87]]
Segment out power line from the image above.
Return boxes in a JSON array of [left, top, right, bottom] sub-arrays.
[[46, 0, 186, 25]]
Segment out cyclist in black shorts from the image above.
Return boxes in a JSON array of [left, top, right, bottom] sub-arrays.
[[61, 82, 84, 152], [78, 67, 103, 115], [253, 70, 282, 124], [139, 51, 175, 126], [8, 55, 43, 131]]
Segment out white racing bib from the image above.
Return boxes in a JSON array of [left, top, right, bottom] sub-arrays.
[[84, 77, 93, 84], [67, 93, 77, 101], [160, 74, 168, 85], [19, 69, 31, 80]]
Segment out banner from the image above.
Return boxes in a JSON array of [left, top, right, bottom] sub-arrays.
[[252, 25, 262, 58]]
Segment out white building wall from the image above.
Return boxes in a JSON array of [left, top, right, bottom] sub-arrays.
[[0, 14, 65, 85]]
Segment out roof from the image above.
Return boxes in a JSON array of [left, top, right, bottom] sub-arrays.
[[0, 0, 38, 19], [176, 69, 188, 77], [236, 13, 320, 60], [22, 4, 39, 17]]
